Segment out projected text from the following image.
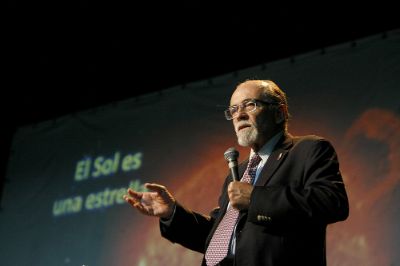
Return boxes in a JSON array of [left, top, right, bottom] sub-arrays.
[[52, 150, 146, 217], [74, 151, 143, 181]]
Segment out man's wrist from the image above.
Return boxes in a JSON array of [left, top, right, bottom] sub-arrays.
[[161, 202, 177, 222]]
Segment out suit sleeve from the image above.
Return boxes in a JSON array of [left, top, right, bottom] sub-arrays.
[[159, 174, 231, 253], [248, 138, 349, 229], [159, 203, 215, 253]]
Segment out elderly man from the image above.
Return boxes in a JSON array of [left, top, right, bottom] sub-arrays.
[[124, 80, 349, 266]]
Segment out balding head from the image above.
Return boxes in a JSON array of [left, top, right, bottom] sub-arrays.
[[229, 79, 289, 151], [232, 80, 289, 131]]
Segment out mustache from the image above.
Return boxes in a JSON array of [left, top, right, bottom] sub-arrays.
[[235, 121, 254, 132]]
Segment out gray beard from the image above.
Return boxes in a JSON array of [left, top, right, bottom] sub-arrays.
[[237, 126, 258, 147]]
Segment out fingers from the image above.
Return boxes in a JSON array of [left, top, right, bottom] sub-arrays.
[[125, 183, 167, 198], [123, 192, 140, 207], [228, 181, 253, 210], [227, 181, 240, 194], [123, 183, 165, 206], [123, 192, 153, 216], [127, 188, 143, 200], [123, 183, 172, 216], [123, 184, 163, 206], [124, 188, 145, 207], [144, 183, 168, 194], [129, 201, 148, 215]]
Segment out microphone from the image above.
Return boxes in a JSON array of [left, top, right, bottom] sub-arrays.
[[224, 147, 240, 181]]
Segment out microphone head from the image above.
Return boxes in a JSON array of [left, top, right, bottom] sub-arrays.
[[224, 147, 239, 162]]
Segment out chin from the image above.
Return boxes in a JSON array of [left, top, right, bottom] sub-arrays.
[[237, 136, 257, 147], [237, 140, 250, 147], [237, 129, 258, 147]]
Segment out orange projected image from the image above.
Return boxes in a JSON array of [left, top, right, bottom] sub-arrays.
[[327, 109, 400, 266], [110, 109, 400, 266]]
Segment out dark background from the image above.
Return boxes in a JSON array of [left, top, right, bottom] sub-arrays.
[[2, 2, 399, 199]]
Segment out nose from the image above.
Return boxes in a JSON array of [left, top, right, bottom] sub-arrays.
[[235, 108, 249, 121]]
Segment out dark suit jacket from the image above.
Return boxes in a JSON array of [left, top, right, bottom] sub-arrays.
[[160, 134, 349, 266]]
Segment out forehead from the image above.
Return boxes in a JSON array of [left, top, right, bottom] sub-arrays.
[[230, 81, 267, 105]]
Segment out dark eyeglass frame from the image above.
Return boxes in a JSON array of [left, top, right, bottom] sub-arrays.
[[224, 99, 278, 120]]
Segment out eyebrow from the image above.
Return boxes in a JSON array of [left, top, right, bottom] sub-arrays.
[[230, 98, 254, 106]]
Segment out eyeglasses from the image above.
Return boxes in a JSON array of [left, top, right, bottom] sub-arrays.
[[224, 99, 277, 120]]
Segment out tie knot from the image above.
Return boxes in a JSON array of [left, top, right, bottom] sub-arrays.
[[239, 153, 261, 184], [248, 153, 262, 167]]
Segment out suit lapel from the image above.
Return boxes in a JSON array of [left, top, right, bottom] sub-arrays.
[[255, 133, 293, 186], [211, 135, 293, 240], [218, 134, 293, 215]]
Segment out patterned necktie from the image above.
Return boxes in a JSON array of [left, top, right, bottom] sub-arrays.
[[205, 153, 262, 266]]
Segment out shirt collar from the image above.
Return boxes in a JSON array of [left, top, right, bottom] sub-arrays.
[[250, 131, 283, 162]]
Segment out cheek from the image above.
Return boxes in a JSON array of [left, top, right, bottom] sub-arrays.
[[232, 121, 239, 132], [255, 113, 274, 129]]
